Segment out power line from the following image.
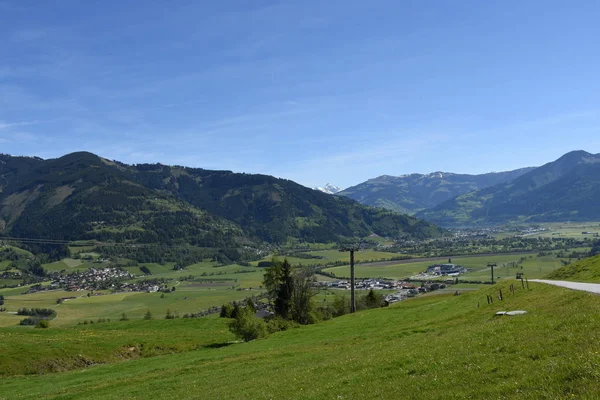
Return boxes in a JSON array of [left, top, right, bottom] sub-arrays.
[[0, 236, 210, 250]]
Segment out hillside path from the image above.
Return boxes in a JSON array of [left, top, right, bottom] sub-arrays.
[[530, 280, 600, 294]]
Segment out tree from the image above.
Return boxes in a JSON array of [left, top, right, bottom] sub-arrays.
[[0, 294, 4, 306], [120, 312, 129, 321], [591, 240, 600, 256], [264, 259, 294, 320], [143, 310, 153, 320], [264, 259, 316, 324], [245, 298, 256, 313], [363, 289, 383, 309], [230, 303, 241, 319], [331, 294, 350, 317], [220, 303, 234, 318], [165, 309, 175, 319], [291, 268, 317, 324], [139, 266, 151, 275]]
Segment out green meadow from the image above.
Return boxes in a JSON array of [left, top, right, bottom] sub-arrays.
[[321, 252, 566, 281], [545, 254, 600, 282], [1, 280, 600, 399], [253, 249, 405, 267], [0, 261, 267, 327], [0, 318, 234, 376]]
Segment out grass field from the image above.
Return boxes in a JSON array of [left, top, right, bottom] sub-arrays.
[[1, 280, 600, 399], [321, 252, 564, 281], [545, 254, 600, 283], [492, 222, 600, 239], [253, 250, 406, 267], [0, 261, 268, 327], [0, 318, 234, 376]]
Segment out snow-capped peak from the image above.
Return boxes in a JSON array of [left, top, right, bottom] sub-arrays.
[[315, 183, 343, 194]]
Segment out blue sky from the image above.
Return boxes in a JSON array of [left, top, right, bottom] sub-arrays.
[[1, 1, 600, 188]]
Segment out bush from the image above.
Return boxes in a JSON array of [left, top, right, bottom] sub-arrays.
[[228, 307, 267, 342], [19, 317, 38, 326], [36, 320, 50, 329], [266, 317, 299, 334]]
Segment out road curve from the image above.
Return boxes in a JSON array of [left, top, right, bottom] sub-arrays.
[[530, 280, 600, 294]]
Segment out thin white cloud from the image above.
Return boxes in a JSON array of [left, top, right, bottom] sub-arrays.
[[0, 120, 39, 130]]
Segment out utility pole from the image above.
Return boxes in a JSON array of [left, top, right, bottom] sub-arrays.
[[340, 244, 361, 313], [488, 263, 497, 284]]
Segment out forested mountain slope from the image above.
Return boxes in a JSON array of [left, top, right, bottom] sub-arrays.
[[0, 152, 444, 256], [417, 151, 600, 226], [339, 167, 534, 214]]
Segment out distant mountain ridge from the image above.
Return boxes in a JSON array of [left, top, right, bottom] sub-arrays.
[[416, 150, 600, 227], [0, 152, 444, 256], [338, 167, 535, 215]]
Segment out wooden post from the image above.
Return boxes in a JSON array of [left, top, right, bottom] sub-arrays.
[[526, 278, 529, 290], [498, 289, 503, 301], [521, 278, 525, 289]]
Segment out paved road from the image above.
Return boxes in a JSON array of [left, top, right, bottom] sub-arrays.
[[530, 279, 600, 294]]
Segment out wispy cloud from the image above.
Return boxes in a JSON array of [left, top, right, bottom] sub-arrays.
[[0, 120, 39, 130]]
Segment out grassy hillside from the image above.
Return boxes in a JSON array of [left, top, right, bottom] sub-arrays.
[[2, 281, 600, 398], [545, 254, 600, 282], [0, 318, 234, 376]]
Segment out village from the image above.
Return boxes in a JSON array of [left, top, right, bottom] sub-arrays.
[[22, 267, 173, 294], [318, 262, 468, 304]]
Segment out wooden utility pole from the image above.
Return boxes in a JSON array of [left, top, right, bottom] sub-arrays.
[[488, 263, 497, 284], [340, 245, 360, 313]]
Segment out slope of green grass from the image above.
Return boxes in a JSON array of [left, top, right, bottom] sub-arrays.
[[2, 281, 600, 399], [545, 254, 600, 282], [0, 318, 234, 376]]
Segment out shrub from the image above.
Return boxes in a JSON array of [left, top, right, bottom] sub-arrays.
[[266, 317, 299, 334], [228, 307, 267, 342], [19, 317, 37, 326], [36, 320, 50, 329]]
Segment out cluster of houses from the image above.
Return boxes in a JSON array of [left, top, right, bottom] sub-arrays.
[[320, 278, 451, 304], [48, 267, 133, 291], [0, 270, 22, 280]]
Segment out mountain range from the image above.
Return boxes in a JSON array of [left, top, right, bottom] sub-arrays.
[[315, 183, 343, 195], [0, 152, 444, 260], [416, 150, 600, 226], [338, 168, 535, 215]]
